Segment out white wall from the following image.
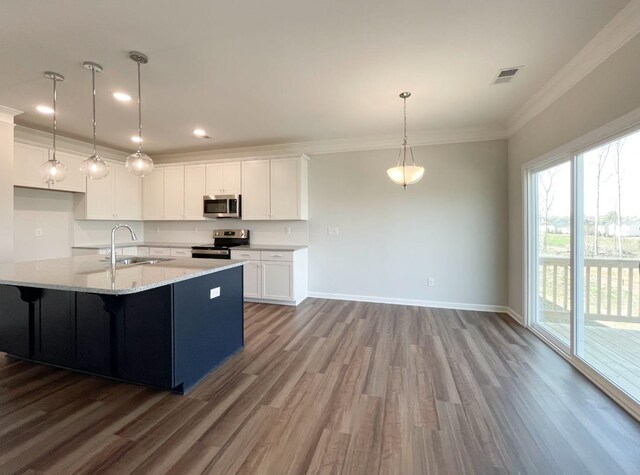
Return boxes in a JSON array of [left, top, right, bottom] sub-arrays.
[[0, 114, 14, 262], [508, 33, 640, 317], [308, 140, 508, 307]]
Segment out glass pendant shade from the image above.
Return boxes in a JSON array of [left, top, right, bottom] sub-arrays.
[[40, 158, 68, 184], [81, 61, 110, 180], [81, 154, 109, 179], [387, 165, 425, 186], [125, 151, 154, 177]]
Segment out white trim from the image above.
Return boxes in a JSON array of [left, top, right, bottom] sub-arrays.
[[308, 291, 508, 314], [0, 105, 22, 125], [507, 0, 640, 136], [153, 126, 507, 163], [505, 307, 524, 326]]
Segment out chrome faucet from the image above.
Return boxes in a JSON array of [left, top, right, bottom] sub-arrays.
[[110, 224, 138, 268]]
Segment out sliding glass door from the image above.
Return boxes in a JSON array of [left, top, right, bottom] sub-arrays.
[[529, 127, 640, 406]]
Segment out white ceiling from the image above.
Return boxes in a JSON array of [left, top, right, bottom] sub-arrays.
[[0, 0, 629, 155]]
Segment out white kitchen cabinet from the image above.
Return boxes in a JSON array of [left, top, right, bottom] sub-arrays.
[[170, 248, 191, 257], [79, 161, 141, 220], [54, 151, 86, 193], [230, 248, 308, 305], [241, 160, 271, 220], [14, 143, 86, 193], [149, 247, 171, 257], [114, 163, 141, 220], [142, 168, 164, 220], [163, 166, 185, 220], [243, 261, 262, 298], [261, 261, 293, 301], [14, 142, 48, 188], [270, 157, 308, 220], [205, 161, 241, 195], [184, 164, 206, 220]]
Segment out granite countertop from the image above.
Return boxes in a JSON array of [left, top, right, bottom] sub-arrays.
[[234, 244, 308, 251], [0, 255, 246, 295], [72, 242, 207, 250]]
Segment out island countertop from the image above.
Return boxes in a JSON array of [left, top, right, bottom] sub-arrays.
[[0, 255, 246, 295]]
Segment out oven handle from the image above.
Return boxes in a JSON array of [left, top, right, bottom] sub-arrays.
[[192, 249, 229, 256]]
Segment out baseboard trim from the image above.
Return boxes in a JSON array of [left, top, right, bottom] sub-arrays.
[[505, 307, 525, 326], [308, 292, 508, 314]]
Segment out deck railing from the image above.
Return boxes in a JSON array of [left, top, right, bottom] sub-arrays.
[[539, 256, 640, 319]]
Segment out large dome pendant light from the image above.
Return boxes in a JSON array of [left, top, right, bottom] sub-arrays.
[[125, 51, 154, 177], [386, 92, 424, 189], [80, 62, 109, 179], [40, 72, 68, 186]]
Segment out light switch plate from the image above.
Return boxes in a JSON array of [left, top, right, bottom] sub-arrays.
[[35, 228, 43, 237], [327, 227, 339, 236], [210, 287, 221, 299]]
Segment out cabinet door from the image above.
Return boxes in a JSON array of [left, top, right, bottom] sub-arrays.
[[142, 168, 164, 220], [0, 285, 31, 358], [114, 163, 142, 220], [86, 164, 116, 219], [184, 164, 206, 220], [205, 163, 224, 195], [36, 289, 75, 366], [270, 157, 300, 220], [262, 261, 293, 301], [241, 160, 270, 220], [54, 151, 86, 193], [14, 143, 49, 188], [243, 261, 262, 298], [223, 162, 242, 194], [163, 166, 185, 220]]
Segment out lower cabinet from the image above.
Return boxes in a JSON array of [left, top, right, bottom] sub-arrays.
[[230, 248, 308, 305]]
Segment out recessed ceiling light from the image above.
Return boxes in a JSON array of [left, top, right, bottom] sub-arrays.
[[36, 105, 54, 114], [193, 128, 211, 139], [131, 136, 142, 143], [113, 92, 132, 102]]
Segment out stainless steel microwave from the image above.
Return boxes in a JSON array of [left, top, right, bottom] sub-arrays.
[[203, 195, 241, 219]]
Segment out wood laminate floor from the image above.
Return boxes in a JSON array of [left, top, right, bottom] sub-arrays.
[[1, 299, 639, 474]]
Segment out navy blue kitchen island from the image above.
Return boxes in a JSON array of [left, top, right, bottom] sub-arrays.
[[0, 255, 245, 393]]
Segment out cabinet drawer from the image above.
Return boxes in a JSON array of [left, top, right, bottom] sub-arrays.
[[260, 250, 293, 262], [231, 249, 261, 260], [149, 247, 171, 257], [170, 248, 192, 258], [122, 246, 138, 256], [137, 247, 150, 256]]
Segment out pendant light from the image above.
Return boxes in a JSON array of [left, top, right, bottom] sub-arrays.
[[125, 51, 154, 177], [386, 92, 424, 188], [40, 72, 68, 185], [80, 61, 109, 179]]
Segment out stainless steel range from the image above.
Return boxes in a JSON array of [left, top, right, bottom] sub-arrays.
[[191, 229, 249, 259]]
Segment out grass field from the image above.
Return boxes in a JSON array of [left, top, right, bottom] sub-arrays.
[[541, 233, 640, 258]]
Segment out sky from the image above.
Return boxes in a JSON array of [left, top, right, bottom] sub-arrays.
[[538, 128, 640, 219]]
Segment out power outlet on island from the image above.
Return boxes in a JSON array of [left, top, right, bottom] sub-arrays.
[[35, 228, 43, 237], [427, 277, 435, 287]]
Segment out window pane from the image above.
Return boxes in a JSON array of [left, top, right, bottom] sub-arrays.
[[580, 129, 640, 402], [535, 161, 572, 345]]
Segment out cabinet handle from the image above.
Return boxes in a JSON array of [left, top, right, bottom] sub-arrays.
[[271, 254, 283, 258], [240, 254, 251, 257]]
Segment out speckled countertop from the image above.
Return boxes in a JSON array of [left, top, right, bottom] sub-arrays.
[[0, 255, 246, 295]]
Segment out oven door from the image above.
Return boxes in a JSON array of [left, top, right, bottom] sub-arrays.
[[203, 195, 241, 218]]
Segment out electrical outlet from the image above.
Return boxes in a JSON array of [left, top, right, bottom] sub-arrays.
[[327, 227, 339, 236], [427, 277, 435, 287], [285, 227, 291, 235], [35, 228, 43, 237]]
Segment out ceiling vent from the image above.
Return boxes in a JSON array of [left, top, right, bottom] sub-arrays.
[[493, 66, 522, 84]]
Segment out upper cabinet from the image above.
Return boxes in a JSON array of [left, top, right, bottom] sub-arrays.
[[14, 143, 86, 193], [241, 156, 308, 221], [142, 168, 164, 220], [241, 160, 271, 220], [205, 162, 241, 195], [76, 161, 141, 220], [142, 164, 205, 221]]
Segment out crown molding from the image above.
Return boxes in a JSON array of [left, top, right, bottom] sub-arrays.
[[506, 0, 640, 136], [153, 125, 507, 163], [14, 125, 129, 162], [0, 105, 22, 125]]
